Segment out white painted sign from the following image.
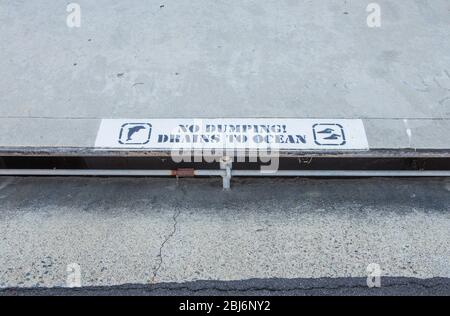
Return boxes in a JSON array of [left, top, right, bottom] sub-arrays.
[[95, 119, 369, 151]]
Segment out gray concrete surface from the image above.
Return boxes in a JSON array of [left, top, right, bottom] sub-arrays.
[[0, 176, 449, 291], [1, 0, 449, 119], [0, 1, 450, 153]]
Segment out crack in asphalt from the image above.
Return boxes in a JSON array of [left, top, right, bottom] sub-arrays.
[[150, 208, 181, 283], [150, 185, 185, 283]]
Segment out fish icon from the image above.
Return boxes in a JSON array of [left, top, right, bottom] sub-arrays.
[[313, 123, 346, 146], [323, 133, 341, 140], [317, 128, 335, 134], [127, 125, 146, 141], [119, 123, 152, 145]]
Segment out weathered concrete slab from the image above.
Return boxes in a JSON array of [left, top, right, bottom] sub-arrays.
[[0, 1, 449, 155]]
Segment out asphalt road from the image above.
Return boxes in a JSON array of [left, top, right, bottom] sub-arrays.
[[2, 277, 449, 296], [0, 176, 449, 295]]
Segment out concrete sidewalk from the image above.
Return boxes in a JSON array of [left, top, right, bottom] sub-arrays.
[[0, 1, 449, 154]]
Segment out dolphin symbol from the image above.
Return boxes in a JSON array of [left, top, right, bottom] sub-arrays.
[[127, 125, 146, 141]]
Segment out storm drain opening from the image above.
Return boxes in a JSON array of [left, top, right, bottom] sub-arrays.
[[2, 155, 450, 189], [2, 155, 450, 170], [0, 156, 447, 170]]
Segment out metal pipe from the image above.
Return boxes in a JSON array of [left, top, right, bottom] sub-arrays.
[[0, 169, 174, 176], [232, 170, 450, 177], [1, 169, 450, 177]]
